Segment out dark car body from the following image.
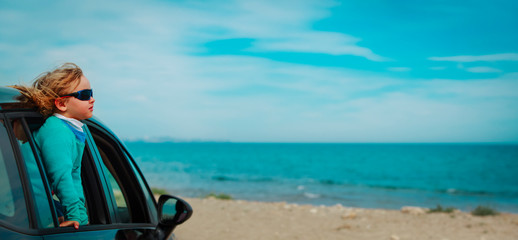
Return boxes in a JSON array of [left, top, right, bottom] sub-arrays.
[[0, 87, 192, 240]]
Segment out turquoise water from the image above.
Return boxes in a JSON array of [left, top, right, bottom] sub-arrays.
[[126, 142, 518, 213]]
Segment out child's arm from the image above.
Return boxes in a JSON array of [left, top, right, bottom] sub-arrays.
[[71, 160, 88, 222]]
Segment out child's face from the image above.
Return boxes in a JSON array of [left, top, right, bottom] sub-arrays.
[[60, 75, 95, 120]]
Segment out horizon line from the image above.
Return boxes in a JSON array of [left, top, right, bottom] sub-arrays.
[[123, 139, 518, 145]]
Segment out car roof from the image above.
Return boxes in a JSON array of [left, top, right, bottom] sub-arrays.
[[0, 86, 25, 103], [0, 86, 35, 111]]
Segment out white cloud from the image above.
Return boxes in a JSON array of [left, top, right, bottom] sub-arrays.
[[387, 67, 411, 72], [1, 0, 517, 142], [429, 53, 518, 62], [248, 31, 388, 61], [465, 66, 502, 73], [430, 66, 446, 70], [89, 54, 518, 142], [422, 73, 518, 98], [134, 0, 386, 61]]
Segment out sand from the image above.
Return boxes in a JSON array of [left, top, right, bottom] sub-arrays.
[[174, 197, 518, 240]]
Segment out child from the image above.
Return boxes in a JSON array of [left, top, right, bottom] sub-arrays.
[[11, 63, 95, 229]]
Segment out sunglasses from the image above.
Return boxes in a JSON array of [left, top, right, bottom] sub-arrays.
[[61, 89, 93, 101]]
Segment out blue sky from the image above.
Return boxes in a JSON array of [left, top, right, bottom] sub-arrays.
[[1, 0, 517, 143]]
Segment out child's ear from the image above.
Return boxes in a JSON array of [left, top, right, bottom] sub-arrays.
[[54, 98, 68, 112]]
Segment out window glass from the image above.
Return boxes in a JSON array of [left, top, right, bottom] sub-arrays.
[[11, 118, 55, 228], [88, 126, 149, 224], [0, 119, 29, 227], [125, 152, 158, 223], [95, 139, 132, 223], [0, 148, 15, 217]]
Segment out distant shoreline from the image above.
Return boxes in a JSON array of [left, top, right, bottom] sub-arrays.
[[126, 140, 518, 145], [152, 187, 518, 215]]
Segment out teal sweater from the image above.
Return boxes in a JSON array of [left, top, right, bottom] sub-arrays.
[[34, 116, 88, 225]]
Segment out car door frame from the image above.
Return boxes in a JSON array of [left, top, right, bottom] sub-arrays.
[[82, 118, 158, 228], [1, 111, 158, 239], [0, 111, 42, 239], [2, 112, 115, 233]]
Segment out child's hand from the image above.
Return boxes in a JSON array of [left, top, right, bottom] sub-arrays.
[[59, 220, 79, 229]]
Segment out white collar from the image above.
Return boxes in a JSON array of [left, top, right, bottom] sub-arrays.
[[53, 113, 84, 132]]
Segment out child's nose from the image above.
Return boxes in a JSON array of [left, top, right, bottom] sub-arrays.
[[89, 97, 95, 103]]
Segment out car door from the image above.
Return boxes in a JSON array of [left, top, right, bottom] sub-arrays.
[[80, 118, 160, 239], [3, 113, 162, 240], [4, 113, 118, 239], [0, 113, 42, 240]]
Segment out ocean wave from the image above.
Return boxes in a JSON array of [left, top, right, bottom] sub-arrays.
[[312, 179, 518, 198], [212, 176, 239, 182], [364, 184, 518, 197], [303, 192, 321, 199], [433, 188, 518, 197], [319, 179, 340, 185], [211, 175, 275, 183]]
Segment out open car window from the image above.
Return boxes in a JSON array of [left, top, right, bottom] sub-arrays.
[[6, 114, 111, 229], [86, 122, 155, 224], [0, 112, 166, 240]]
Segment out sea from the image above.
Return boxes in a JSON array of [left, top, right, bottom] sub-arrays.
[[125, 142, 518, 213]]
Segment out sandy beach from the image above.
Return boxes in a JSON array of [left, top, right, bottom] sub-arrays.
[[175, 197, 518, 240]]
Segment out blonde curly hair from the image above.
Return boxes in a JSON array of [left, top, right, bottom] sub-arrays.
[[10, 63, 84, 117]]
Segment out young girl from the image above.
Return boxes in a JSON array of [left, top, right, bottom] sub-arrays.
[[11, 63, 95, 229]]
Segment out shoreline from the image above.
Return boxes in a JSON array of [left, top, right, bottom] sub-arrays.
[[160, 189, 518, 214], [174, 197, 518, 240]]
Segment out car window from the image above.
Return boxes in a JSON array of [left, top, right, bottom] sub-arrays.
[[0, 118, 29, 228], [125, 151, 158, 224], [22, 115, 103, 229], [10, 118, 55, 228], [87, 124, 151, 224], [97, 146, 132, 223]]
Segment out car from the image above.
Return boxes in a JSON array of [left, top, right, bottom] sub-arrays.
[[0, 86, 192, 240]]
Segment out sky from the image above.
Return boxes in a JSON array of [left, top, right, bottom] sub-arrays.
[[1, 0, 517, 143]]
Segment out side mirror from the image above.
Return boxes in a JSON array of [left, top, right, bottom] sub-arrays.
[[155, 195, 193, 240]]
